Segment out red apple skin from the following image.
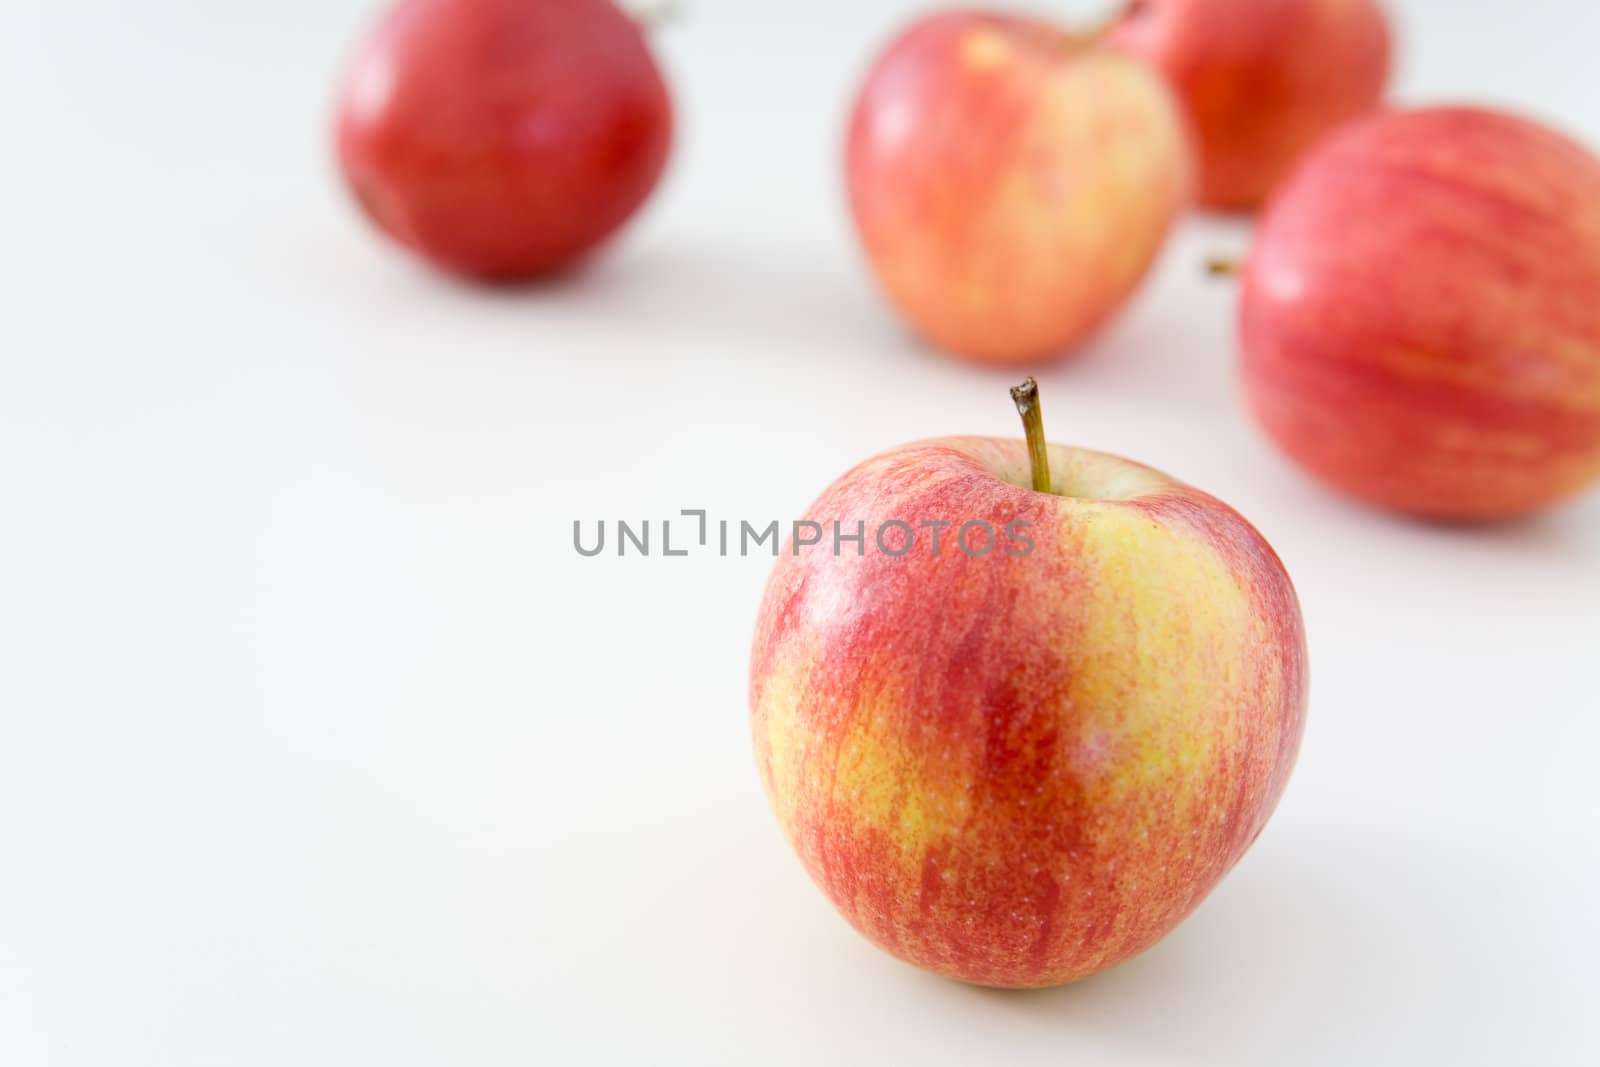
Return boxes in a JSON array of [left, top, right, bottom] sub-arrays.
[[1240, 107, 1600, 520], [846, 13, 1193, 365], [750, 439, 1308, 988], [335, 0, 672, 281], [1109, 0, 1391, 210]]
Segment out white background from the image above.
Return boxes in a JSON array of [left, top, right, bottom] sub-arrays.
[[3, 1, 1598, 1063]]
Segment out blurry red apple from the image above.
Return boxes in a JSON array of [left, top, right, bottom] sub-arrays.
[[335, 0, 672, 281], [751, 381, 1308, 988], [847, 12, 1193, 365], [1109, 0, 1391, 210], [1240, 106, 1600, 519]]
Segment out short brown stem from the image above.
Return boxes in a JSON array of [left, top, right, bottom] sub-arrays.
[[1010, 378, 1053, 495], [1206, 256, 1242, 279]]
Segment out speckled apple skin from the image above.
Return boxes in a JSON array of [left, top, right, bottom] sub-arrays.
[[1240, 107, 1600, 520], [846, 14, 1192, 365], [1109, 0, 1391, 210], [749, 439, 1308, 988]]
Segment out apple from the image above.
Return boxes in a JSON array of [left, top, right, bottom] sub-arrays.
[[846, 12, 1193, 365], [1239, 106, 1600, 520], [1109, 0, 1391, 210], [749, 380, 1308, 988], [335, 0, 672, 281]]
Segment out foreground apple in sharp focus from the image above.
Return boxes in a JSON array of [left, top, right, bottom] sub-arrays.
[[1108, 0, 1391, 211], [1239, 107, 1600, 520], [750, 382, 1308, 988], [335, 0, 672, 281], [847, 13, 1193, 365]]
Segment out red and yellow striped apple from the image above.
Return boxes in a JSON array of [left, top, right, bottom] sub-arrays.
[[1109, 0, 1391, 210], [749, 383, 1308, 988], [1240, 106, 1600, 520], [846, 12, 1193, 365]]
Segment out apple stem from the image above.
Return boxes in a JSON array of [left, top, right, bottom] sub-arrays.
[[1010, 378, 1053, 495], [1206, 257, 1241, 279], [632, 0, 681, 31]]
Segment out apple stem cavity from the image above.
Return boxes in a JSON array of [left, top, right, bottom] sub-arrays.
[[1010, 377, 1054, 494], [1206, 256, 1242, 278]]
